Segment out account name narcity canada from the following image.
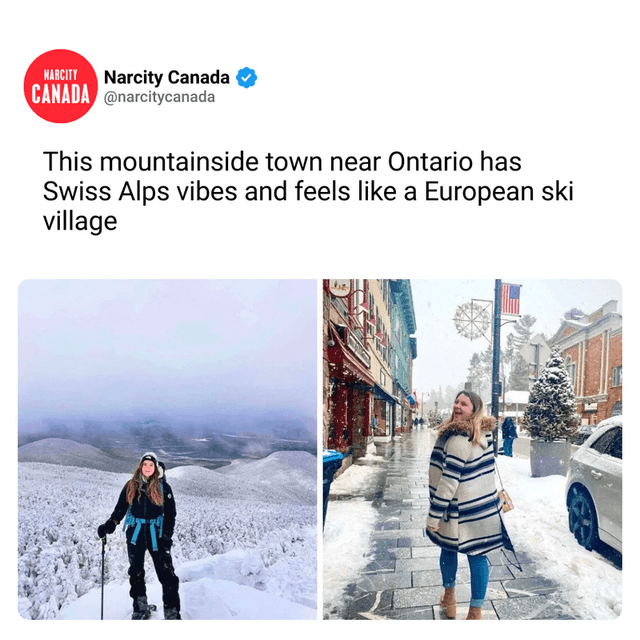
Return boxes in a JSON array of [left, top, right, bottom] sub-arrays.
[[104, 70, 230, 88]]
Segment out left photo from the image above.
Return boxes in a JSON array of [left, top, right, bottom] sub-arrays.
[[18, 279, 318, 620]]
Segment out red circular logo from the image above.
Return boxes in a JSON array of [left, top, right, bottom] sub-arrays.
[[24, 49, 98, 123]]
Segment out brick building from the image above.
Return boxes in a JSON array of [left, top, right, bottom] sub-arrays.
[[550, 300, 622, 424]]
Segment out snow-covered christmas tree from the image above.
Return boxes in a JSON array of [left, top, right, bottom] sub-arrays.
[[427, 408, 442, 429], [522, 347, 579, 441]]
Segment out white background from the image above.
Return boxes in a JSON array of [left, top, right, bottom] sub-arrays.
[[2, 1, 637, 635]]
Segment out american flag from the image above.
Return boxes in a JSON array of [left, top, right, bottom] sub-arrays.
[[501, 284, 521, 315]]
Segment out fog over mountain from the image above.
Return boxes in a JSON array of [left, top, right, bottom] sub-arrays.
[[18, 280, 317, 458], [18, 414, 316, 466]]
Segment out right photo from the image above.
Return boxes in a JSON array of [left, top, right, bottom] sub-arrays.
[[322, 279, 622, 620]]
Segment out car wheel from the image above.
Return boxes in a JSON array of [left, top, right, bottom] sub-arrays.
[[568, 488, 599, 551]]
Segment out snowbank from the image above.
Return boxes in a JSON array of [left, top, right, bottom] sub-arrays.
[[323, 463, 384, 617], [497, 455, 622, 619], [58, 551, 316, 620]]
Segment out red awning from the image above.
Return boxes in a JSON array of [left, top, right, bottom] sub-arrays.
[[326, 325, 376, 386]]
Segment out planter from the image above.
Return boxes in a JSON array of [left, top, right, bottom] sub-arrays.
[[529, 439, 572, 477]]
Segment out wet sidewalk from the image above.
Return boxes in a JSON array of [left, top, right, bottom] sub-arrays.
[[336, 428, 575, 620]]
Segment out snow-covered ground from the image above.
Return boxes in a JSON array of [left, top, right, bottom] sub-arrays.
[[498, 454, 621, 619], [323, 459, 385, 618], [18, 450, 317, 620], [323, 441, 622, 620], [50, 542, 316, 620]]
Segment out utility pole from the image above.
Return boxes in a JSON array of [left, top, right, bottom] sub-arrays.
[[491, 279, 501, 455]]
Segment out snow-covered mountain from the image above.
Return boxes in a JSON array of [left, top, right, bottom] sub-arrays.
[[18, 437, 135, 473], [18, 449, 317, 620], [208, 450, 316, 505]]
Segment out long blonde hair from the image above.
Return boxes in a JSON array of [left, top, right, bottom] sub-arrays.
[[439, 390, 486, 447], [125, 461, 164, 506]]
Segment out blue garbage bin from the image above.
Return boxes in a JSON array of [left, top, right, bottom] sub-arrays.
[[323, 449, 344, 528]]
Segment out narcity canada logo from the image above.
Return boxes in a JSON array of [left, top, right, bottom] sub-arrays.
[[24, 49, 98, 123]]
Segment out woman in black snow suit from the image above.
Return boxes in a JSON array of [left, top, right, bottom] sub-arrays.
[[98, 452, 181, 620]]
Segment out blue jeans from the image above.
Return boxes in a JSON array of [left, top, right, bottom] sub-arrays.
[[503, 438, 514, 456], [440, 548, 489, 608]]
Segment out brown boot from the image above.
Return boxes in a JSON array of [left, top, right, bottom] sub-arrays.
[[466, 606, 482, 620], [439, 587, 456, 619]]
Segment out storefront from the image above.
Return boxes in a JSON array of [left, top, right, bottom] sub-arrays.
[[371, 384, 396, 440], [326, 324, 376, 459]]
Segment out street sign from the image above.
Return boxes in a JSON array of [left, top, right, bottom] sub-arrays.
[[329, 280, 351, 297]]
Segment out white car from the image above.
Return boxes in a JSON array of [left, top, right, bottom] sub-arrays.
[[574, 424, 597, 445], [565, 416, 622, 554]]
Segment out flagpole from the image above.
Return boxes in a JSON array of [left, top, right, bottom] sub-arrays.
[[492, 279, 501, 455]]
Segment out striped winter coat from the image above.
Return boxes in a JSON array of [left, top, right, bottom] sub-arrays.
[[426, 417, 504, 556]]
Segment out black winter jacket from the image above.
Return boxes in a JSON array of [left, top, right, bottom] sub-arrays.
[[109, 479, 177, 540], [501, 418, 518, 440]]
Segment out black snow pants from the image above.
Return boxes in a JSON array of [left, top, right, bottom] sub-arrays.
[[126, 525, 180, 613]]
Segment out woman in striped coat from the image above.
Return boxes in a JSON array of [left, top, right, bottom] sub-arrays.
[[426, 390, 503, 620]]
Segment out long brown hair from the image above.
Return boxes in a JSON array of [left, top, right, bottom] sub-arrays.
[[439, 390, 486, 447], [125, 461, 164, 506]]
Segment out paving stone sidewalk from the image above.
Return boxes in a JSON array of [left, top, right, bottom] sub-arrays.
[[336, 428, 576, 620]]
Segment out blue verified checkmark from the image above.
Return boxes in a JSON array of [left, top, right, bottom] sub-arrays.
[[236, 67, 257, 88]]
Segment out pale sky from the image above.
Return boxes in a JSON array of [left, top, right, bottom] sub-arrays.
[[18, 280, 317, 428], [19, 278, 622, 428], [410, 279, 622, 395]]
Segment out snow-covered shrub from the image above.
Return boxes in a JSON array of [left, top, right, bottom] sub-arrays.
[[522, 347, 580, 441], [427, 408, 442, 429]]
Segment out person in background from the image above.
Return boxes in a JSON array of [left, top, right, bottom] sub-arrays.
[[501, 417, 518, 457]]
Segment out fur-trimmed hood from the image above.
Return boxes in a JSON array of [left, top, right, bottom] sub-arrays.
[[437, 416, 496, 442]]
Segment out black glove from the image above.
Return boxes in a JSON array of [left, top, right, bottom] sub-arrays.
[[98, 519, 116, 538], [158, 537, 173, 551]]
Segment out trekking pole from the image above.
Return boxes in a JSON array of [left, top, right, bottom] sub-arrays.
[[101, 536, 106, 620]]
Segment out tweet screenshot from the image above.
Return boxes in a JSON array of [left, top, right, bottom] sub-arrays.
[[5, 0, 636, 633]]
